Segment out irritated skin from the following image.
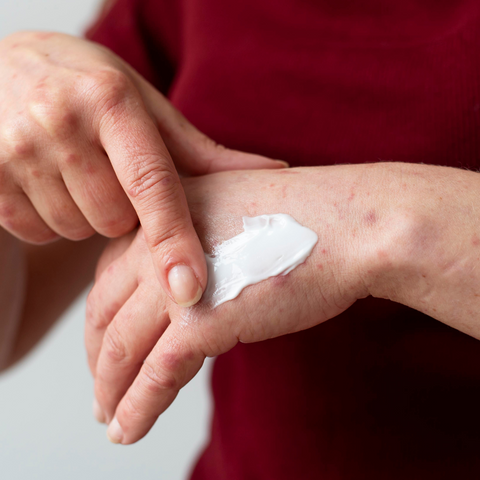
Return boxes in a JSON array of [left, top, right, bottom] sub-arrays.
[[2, 162, 480, 444], [86, 163, 480, 445]]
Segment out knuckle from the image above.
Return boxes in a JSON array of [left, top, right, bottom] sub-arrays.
[[120, 392, 144, 422], [28, 97, 76, 138], [86, 68, 133, 114], [103, 321, 130, 365], [125, 160, 180, 203], [0, 123, 35, 157], [94, 208, 138, 238], [86, 290, 111, 331], [147, 221, 187, 254], [0, 196, 56, 243], [140, 361, 178, 394], [47, 207, 90, 239]]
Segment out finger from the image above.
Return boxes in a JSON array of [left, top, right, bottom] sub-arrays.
[[98, 83, 207, 308], [85, 252, 139, 377], [94, 230, 137, 281], [0, 191, 58, 244], [134, 75, 289, 175], [106, 324, 205, 444], [95, 284, 170, 423], [22, 172, 95, 241], [60, 148, 138, 238]]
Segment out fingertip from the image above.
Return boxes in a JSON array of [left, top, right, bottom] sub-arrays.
[[167, 265, 203, 307], [106, 417, 124, 444], [93, 398, 106, 424]]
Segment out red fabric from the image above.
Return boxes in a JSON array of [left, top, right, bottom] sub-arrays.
[[86, 1, 480, 478]]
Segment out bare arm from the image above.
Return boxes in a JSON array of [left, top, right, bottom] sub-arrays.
[[364, 162, 480, 339], [0, 228, 106, 371], [84, 163, 480, 444]]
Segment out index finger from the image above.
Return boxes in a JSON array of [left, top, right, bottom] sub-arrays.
[[96, 73, 207, 307]]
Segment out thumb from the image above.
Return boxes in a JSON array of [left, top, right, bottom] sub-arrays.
[[134, 73, 289, 175]]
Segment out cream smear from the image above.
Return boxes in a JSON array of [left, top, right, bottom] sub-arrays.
[[204, 214, 318, 308]]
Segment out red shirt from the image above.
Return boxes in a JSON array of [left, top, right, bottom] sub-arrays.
[[87, 1, 480, 478]]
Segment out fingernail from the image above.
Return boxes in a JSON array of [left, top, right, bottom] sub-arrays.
[[93, 398, 106, 424], [168, 265, 203, 307], [276, 160, 290, 168], [107, 417, 124, 444]]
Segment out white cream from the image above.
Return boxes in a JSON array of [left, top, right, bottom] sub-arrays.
[[204, 214, 318, 308]]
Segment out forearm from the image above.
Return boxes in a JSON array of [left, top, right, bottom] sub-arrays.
[[0, 228, 26, 370], [363, 162, 480, 339], [0, 229, 106, 372]]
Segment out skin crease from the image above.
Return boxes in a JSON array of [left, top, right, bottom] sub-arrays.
[[0, 31, 285, 306], [85, 162, 480, 445]]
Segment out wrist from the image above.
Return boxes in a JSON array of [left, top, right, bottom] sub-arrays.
[[361, 163, 480, 324]]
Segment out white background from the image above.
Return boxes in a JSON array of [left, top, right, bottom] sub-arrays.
[[0, 1, 211, 479]]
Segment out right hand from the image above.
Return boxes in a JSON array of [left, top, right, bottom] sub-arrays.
[[0, 31, 286, 306]]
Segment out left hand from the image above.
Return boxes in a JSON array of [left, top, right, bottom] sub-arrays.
[[88, 162, 480, 445], [86, 165, 384, 444]]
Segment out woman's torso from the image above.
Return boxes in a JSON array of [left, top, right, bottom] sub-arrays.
[[87, 1, 480, 478]]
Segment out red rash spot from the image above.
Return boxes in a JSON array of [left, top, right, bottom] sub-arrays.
[[348, 192, 355, 201], [62, 112, 77, 128], [15, 143, 32, 156], [160, 175, 173, 186], [364, 210, 377, 225], [269, 183, 275, 187], [272, 275, 288, 287], [65, 153, 79, 165], [472, 234, 480, 246], [85, 163, 97, 175], [0, 204, 15, 219], [321, 248, 327, 254], [317, 263, 324, 270]]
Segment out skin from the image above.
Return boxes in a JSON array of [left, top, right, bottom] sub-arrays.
[[0, 31, 285, 306], [1, 162, 479, 444], [84, 163, 480, 444]]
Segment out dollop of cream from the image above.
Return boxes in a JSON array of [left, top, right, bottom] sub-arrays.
[[204, 214, 318, 308]]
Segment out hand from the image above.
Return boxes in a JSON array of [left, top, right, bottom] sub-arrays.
[[86, 166, 386, 444], [0, 31, 285, 306]]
